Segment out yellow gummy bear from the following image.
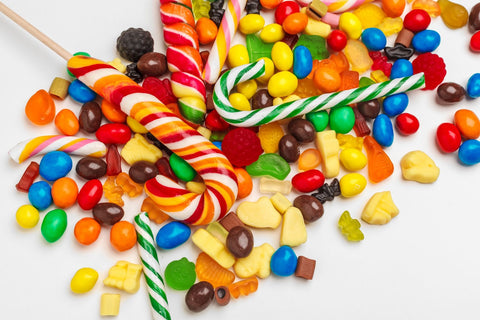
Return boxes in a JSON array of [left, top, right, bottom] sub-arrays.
[[400, 150, 440, 183], [337, 133, 364, 150], [338, 210, 364, 242], [315, 130, 340, 178], [259, 177, 292, 194], [361, 191, 399, 225], [236, 196, 282, 229], [257, 122, 284, 153], [377, 17, 403, 37], [192, 228, 236, 268], [103, 176, 124, 207], [234, 243, 275, 279], [120, 133, 162, 165], [103, 261, 143, 294]]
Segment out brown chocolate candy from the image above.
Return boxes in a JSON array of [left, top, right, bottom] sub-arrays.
[[136, 52, 167, 77], [76, 157, 107, 180], [226, 226, 254, 258], [469, 3, 480, 32], [395, 28, 414, 48], [129, 160, 159, 183], [92, 202, 124, 225], [219, 212, 244, 232], [436, 82, 466, 103], [79, 101, 102, 133], [295, 256, 316, 280], [293, 195, 324, 223], [185, 281, 214, 312], [214, 286, 231, 306], [357, 99, 381, 119], [287, 118, 315, 143], [278, 134, 300, 163], [251, 89, 273, 110]]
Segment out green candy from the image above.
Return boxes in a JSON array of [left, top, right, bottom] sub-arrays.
[[329, 106, 355, 134], [177, 97, 206, 124], [246, 34, 274, 62], [294, 35, 329, 60], [164, 257, 196, 290], [41, 209, 67, 243], [338, 210, 364, 242], [169, 153, 197, 182], [245, 153, 290, 180], [359, 76, 376, 87], [306, 110, 329, 132]]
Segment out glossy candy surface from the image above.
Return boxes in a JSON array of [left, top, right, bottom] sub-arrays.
[[436, 123, 462, 153], [110, 221, 137, 252], [41, 208, 67, 243], [291, 169, 325, 193], [68, 79, 97, 103], [372, 114, 394, 147], [467, 73, 480, 98], [395, 113, 419, 135], [74, 217, 101, 245], [54, 109, 79, 136], [39, 151, 72, 181], [51, 177, 78, 208], [77, 179, 103, 210], [28, 181, 52, 211], [95, 123, 131, 144], [16, 204, 40, 228], [165, 257, 196, 290], [25, 90, 55, 125], [361, 28, 387, 51], [156, 221, 191, 249], [292, 46, 312, 80], [454, 109, 480, 140], [383, 93, 409, 117], [270, 245, 297, 276], [458, 140, 480, 165], [412, 30, 440, 53]]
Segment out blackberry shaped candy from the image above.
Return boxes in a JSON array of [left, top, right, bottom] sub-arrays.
[[246, 0, 262, 14], [116, 27, 154, 62], [126, 63, 143, 83], [311, 179, 341, 204], [209, 0, 225, 27]]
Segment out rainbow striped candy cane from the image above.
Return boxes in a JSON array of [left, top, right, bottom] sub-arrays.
[[213, 60, 425, 127], [68, 56, 238, 225]]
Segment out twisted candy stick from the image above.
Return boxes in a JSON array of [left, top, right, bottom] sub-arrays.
[[296, 0, 370, 12], [202, 0, 247, 84], [134, 212, 171, 320], [68, 56, 237, 225], [9, 135, 106, 163], [213, 60, 425, 127]]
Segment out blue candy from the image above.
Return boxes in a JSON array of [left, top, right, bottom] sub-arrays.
[[39, 151, 72, 182], [458, 140, 480, 166], [292, 46, 313, 80], [372, 114, 394, 147], [270, 245, 297, 277], [361, 28, 387, 51], [212, 141, 222, 150], [390, 59, 413, 79], [412, 30, 440, 53], [467, 73, 480, 98], [68, 79, 97, 103], [383, 93, 409, 117], [28, 181, 52, 211], [156, 221, 191, 249]]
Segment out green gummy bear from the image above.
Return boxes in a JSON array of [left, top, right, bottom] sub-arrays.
[[246, 34, 274, 62], [338, 210, 364, 242], [164, 257, 196, 290], [245, 153, 291, 180], [294, 35, 329, 60]]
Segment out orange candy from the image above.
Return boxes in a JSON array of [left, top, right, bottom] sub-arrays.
[[116, 172, 144, 197], [110, 220, 137, 252], [298, 148, 322, 171], [55, 109, 80, 136], [141, 197, 170, 224], [282, 12, 308, 35], [228, 277, 258, 298], [412, 0, 441, 17], [454, 109, 480, 139], [329, 52, 350, 73], [364, 135, 394, 183], [381, 0, 406, 17], [260, 0, 282, 9], [25, 89, 56, 125], [51, 177, 78, 208], [103, 176, 124, 207], [101, 99, 127, 123], [339, 70, 360, 91], [74, 217, 101, 245], [234, 167, 253, 199], [313, 67, 342, 93], [196, 17, 218, 45], [195, 252, 235, 288]]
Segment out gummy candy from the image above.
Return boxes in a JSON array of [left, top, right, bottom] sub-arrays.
[[228, 277, 258, 299], [294, 34, 329, 60], [257, 122, 284, 153], [412, 52, 446, 90], [222, 128, 264, 167], [361, 191, 399, 225], [364, 135, 394, 183], [438, 0, 468, 29], [353, 3, 386, 28], [412, 0, 441, 17], [246, 33, 274, 61], [338, 210, 364, 241], [116, 172, 143, 197], [140, 197, 170, 224], [245, 153, 291, 180], [164, 257, 196, 290], [195, 252, 235, 288]]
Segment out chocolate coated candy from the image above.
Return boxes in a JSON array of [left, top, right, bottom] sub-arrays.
[[92, 202, 124, 225], [357, 99, 380, 119], [76, 157, 107, 180], [214, 286, 230, 306], [226, 226, 254, 258], [288, 118, 315, 143], [219, 212, 244, 231], [384, 44, 415, 60], [129, 160, 159, 183], [251, 89, 273, 110], [293, 195, 324, 223], [436, 82, 466, 103], [79, 101, 102, 133], [278, 134, 300, 163], [137, 52, 167, 77], [185, 281, 214, 312], [469, 3, 480, 32]]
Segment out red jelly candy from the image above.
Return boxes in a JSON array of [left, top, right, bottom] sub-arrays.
[[77, 179, 103, 210], [16, 161, 40, 192], [370, 52, 392, 77], [291, 169, 325, 193], [142, 77, 177, 105], [275, 1, 300, 25], [436, 122, 462, 153], [95, 123, 132, 144], [395, 113, 419, 135], [327, 30, 348, 52], [106, 144, 122, 176], [412, 53, 446, 90], [155, 157, 178, 182], [204, 109, 230, 131], [403, 9, 431, 32], [221, 128, 263, 167]]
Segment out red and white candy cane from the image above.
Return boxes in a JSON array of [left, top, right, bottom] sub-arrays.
[[68, 55, 238, 225]]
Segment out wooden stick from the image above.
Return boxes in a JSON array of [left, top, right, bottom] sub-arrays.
[[0, 1, 72, 61]]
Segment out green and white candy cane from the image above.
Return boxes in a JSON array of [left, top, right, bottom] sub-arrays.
[[134, 212, 171, 320], [213, 60, 426, 127]]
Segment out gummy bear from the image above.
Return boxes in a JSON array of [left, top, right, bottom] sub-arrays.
[[338, 210, 364, 241], [257, 122, 284, 154], [337, 133, 364, 150], [103, 176, 124, 207], [228, 277, 258, 299], [116, 172, 143, 197], [141, 197, 170, 224]]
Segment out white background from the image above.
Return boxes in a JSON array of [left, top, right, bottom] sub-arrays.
[[1, 0, 480, 319]]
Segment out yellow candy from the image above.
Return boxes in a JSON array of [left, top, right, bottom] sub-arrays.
[[192, 228, 236, 268], [126, 116, 148, 134], [337, 133, 364, 150], [339, 173, 367, 197], [234, 243, 275, 279], [229, 92, 251, 111], [239, 14, 265, 34], [197, 126, 211, 140], [70, 267, 99, 294], [256, 57, 275, 84], [259, 177, 292, 194], [257, 122, 284, 153], [186, 181, 206, 194], [206, 221, 229, 244], [339, 12, 363, 39], [16, 204, 39, 229], [227, 44, 250, 68], [267, 71, 298, 98], [48, 77, 71, 100], [339, 148, 367, 171], [100, 293, 121, 316], [400, 150, 440, 183], [377, 17, 403, 37], [270, 192, 292, 214], [280, 207, 307, 247], [103, 261, 143, 294], [236, 79, 258, 99], [344, 39, 373, 74], [271, 41, 294, 71], [260, 23, 285, 43], [120, 133, 162, 165], [283, 94, 301, 103], [108, 58, 127, 73], [370, 69, 389, 83], [301, 7, 332, 37], [361, 191, 399, 225], [315, 130, 340, 178], [236, 196, 282, 229], [353, 3, 386, 28]]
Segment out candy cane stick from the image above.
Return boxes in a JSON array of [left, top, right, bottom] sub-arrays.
[[296, 0, 371, 12], [68, 56, 237, 225], [213, 60, 426, 127], [202, 0, 246, 84], [134, 212, 171, 320]]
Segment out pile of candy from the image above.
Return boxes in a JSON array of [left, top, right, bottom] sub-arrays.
[[8, 0, 480, 318]]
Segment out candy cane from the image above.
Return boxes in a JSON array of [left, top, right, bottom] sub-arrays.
[[68, 56, 238, 225], [213, 60, 426, 127], [297, 0, 371, 12]]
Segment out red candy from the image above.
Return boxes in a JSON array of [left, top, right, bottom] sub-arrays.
[[275, 1, 300, 26], [436, 123, 462, 153], [95, 123, 132, 144], [221, 128, 263, 167], [327, 30, 348, 52], [106, 144, 122, 176], [16, 161, 40, 192], [370, 51, 392, 77], [291, 169, 325, 193], [470, 31, 480, 52], [403, 9, 431, 32], [77, 179, 103, 210], [204, 109, 230, 131], [412, 53, 446, 90], [395, 113, 419, 135], [142, 77, 177, 105]]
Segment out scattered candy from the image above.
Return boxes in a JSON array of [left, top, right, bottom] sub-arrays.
[[70, 267, 98, 294], [16, 204, 39, 229], [165, 257, 196, 290], [41, 208, 67, 243], [338, 210, 364, 241], [361, 191, 399, 225], [156, 221, 191, 249], [100, 293, 121, 316], [400, 150, 440, 183]]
